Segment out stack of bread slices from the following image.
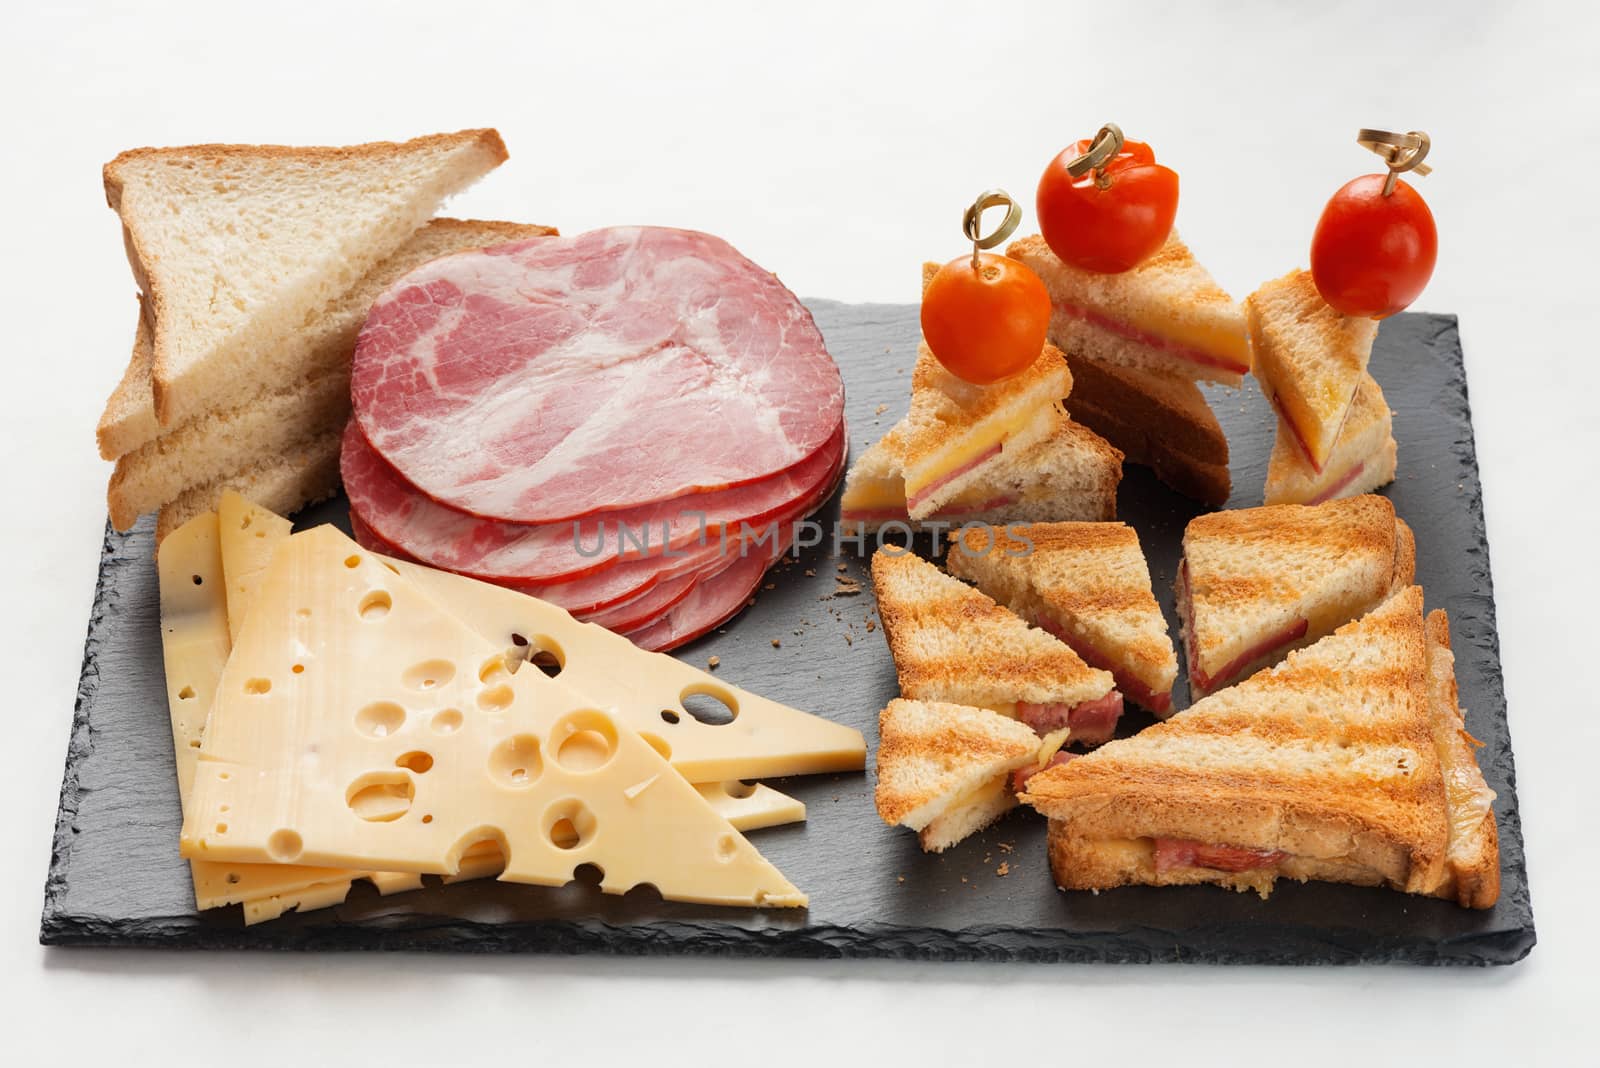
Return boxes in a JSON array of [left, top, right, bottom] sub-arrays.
[[96, 128, 557, 540]]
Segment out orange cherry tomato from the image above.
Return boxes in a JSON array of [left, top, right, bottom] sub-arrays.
[[920, 253, 1051, 385], [1310, 174, 1437, 318], [1037, 137, 1178, 273]]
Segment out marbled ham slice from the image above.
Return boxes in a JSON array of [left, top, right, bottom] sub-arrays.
[[351, 226, 845, 523], [623, 540, 787, 653], [341, 420, 844, 584]]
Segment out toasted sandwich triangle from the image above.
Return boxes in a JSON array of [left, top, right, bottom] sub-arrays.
[[947, 522, 1178, 715], [1023, 586, 1499, 907]]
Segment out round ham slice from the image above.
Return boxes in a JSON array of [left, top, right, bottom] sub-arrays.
[[341, 419, 844, 584], [351, 226, 845, 523], [623, 534, 792, 653]]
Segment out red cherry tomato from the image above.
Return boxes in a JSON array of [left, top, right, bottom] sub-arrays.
[[1037, 138, 1178, 273], [1310, 175, 1437, 318], [920, 253, 1051, 385]]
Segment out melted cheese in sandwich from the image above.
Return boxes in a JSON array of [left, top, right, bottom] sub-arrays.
[[903, 405, 1053, 505]]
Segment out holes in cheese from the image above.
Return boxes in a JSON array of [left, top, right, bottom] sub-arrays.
[[346, 772, 415, 822], [356, 701, 406, 738], [638, 732, 672, 760], [544, 799, 597, 850], [358, 590, 392, 620], [551, 711, 619, 773], [402, 659, 456, 691], [244, 677, 271, 695], [477, 684, 514, 712], [679, 687, 737, 726], [267, 829, 303, 861], [488, 734, 543, 788], [396, 751, 434, 774], [431, 708, 464, 734]]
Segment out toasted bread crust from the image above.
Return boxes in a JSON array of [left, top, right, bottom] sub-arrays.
[[874, 698, 1038, 829], [1027, 588, 1497, 907], [871, 549, 1112, 708], [1422, 611, 1501, 908]]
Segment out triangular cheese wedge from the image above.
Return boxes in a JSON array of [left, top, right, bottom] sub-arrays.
[[181, 525, 805, 908], [219, 490, 293, 641], [159, 513, 421, 920], [874, 698, 1041, 852], [386, 557, 864, 782], [697, 781, 807, 831], [946, 522, 1178, 716], [870, 549, 1121, 743], [105, 130, 506, 426], [1246, 268, 1378, 471], [1176, 495, 1415, 698], [1022, 588, 1500, 907]]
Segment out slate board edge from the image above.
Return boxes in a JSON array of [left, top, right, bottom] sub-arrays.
[[40, 308, 1534, 966]]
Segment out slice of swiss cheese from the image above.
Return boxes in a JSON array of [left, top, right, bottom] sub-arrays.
[[217, 490, 293, 642], [387, 558, 866, 782], [159, 514, 419, 920], [214, 504, 810, 828], [182, 525, 807, 908]]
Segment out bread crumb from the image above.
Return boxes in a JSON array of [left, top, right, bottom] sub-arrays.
[[897, 874, 905, 884], [804, 569, 815, 577], [996, 862, 1011, 877], [707, 655, 719, 670], [763, 583, 775, 590], [770, 638, 781, 648], [998, 841, 1014, 854], [874, 403, 888, 415], [844, 633, 853, 645]]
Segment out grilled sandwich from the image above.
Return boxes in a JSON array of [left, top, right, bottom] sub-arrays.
[[1008, 231, 1251, 387], [871, 549, 1124, 743], [1058, 350, 1231, 507], [1246, 268, 1378, 472], [1175, 495, 1415, 698], [1022, 586, 1500, 908], [1265, 372, 1396, 505], [840, 419, 1121, 534], [874, 698, 1065, 853], [947, 522, 1178, 717]]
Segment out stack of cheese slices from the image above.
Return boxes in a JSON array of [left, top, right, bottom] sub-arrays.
[[96, 129, 539, 539], [161, 494, 866, 922]]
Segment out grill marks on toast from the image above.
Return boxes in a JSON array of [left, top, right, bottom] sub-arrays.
[[873, 698, 1038, 830], [871, 549, 1112, 710], [1179, 496, 1414, 693], [1022, 588, 1499, 905], [947, 523, 1177, 713]]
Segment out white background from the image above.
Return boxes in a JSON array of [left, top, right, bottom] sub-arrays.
[[3, 1, 1596, 1063]]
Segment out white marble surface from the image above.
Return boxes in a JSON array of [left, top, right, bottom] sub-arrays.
[[3, 1, 1595, 1063]]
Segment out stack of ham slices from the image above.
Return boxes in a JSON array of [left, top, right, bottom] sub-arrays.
[[342, 226, 846, 651]]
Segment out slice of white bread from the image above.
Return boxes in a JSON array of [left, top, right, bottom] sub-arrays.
[[871, 548, 1115, 713], [1008, 232, 1250, 387], [104, 129, 508, 428], [103, 220, 559, 529], [873, 697, 1040, 853], [1246, 268, 1378, 471], [1059, 351, 1231, 507], [1176, 495, 1416, 697], [947, 522, 1178, 716], [1024, 588, 1500, 908], [155, 430, 341, 543], [1265, 373, 1396, 505], [840, 419, 1121, 533]]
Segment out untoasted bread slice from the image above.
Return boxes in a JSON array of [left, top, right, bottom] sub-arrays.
[[892, 343, 1070, 520], [1059, 351, 1231, 507], [102, 220, 558, 528], [1265, 373, 1396, 505], [1026, 588, 1499, 907], [1246, 269, 1377, 471], [155, 430, 341, 543], [840, 419, 1121, 533], [871, 548, 1115, 713], [874, 698, 1040, 852], [104, 130, 507, 427], [947, 522, 1178, 716], [1009, 232, 1249, 387], [1175, 495, 1416, 698], [98, 218, 554, 462]]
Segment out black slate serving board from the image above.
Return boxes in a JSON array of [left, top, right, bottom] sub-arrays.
[[41, 302, 1533, 964]]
